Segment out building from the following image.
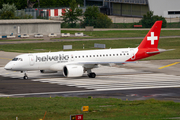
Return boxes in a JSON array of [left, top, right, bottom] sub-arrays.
[[148, 0, 180, 18], [0, 19, 61, 35], [84, 0, 180, 18]]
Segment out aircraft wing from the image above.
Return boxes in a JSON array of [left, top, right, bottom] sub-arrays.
[[75, 61, 135, 65]]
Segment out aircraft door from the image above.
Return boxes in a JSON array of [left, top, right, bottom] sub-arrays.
[[71, 54, 74, 61], [29, 54, 35, 66], [130, 49, 136, 60]]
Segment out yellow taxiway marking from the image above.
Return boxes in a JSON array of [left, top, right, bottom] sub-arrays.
[[158, 62, 180, 69], [0, 57, 11, 60]]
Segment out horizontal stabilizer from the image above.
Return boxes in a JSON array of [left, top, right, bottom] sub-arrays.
[[146, 49, 174, 54]]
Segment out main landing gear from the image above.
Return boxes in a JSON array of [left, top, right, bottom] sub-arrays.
[[88, 72, 96, 78], [87, 69, 96, 78], [21, 71, 28, 79]]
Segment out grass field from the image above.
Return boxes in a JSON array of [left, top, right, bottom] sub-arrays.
[[0, 97, 180, 120], [59, 30, 180, 39], [0, 38, 179, 60]]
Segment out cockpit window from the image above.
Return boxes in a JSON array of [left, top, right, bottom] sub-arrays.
[[18, 58, 23, 61], [12, 58, 23, 61], [12, 58, 18, 61]]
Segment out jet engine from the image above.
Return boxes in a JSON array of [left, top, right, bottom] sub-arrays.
[[63, 65, 84, 77]]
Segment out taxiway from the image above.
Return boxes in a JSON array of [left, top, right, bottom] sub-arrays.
[[0, 51, 180, 101]]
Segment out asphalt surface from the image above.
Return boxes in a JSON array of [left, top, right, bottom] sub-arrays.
[[0, 76, 87, 95], [1, 74, 180, 102]]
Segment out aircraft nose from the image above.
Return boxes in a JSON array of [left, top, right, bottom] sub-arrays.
[[4, 62, 13, 70]]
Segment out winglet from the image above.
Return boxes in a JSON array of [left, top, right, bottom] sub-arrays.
[[138, 21, 162, 49]]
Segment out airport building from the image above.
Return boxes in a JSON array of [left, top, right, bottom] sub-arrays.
[[84, 0, 180, 18], [0, 19, 61, 36]]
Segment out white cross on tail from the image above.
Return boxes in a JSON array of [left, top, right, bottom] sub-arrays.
[[147, 32, 158, 45]]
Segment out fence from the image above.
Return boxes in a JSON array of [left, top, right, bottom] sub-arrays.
[[16, 8, 67, 19], [16, 9, 49, 19], [15, 7, 86, 20]]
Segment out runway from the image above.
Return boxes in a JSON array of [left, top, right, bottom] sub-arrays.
[[0, 63, 180, 101]]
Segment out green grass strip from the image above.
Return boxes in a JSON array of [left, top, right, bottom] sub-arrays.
[[0, 97, 180, 120], [0, 38, 179, 60]]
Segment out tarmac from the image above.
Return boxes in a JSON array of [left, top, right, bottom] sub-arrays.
[[0, 50, 180, 101]]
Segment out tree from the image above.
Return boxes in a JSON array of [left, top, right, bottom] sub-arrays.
[[62, 0, 83, 27], [140, 11, 167, 28], [96, 13, 112, 28], [83, 6, 112, 28], [0, 3, 17, 19], [0, 0, 84, 9], [83, 6, 99, 26], [0, 3, 33, 19]]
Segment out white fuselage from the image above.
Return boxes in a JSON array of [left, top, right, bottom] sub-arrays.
[[5, 48, 138, 72]]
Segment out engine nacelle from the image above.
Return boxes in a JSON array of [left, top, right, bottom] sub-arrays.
[[63, 65, 84, 77], [40, 70, 57, 73]]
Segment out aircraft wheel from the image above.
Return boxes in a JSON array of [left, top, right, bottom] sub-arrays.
[[23, 76, 28, 80], [88, 72, 96, 78]]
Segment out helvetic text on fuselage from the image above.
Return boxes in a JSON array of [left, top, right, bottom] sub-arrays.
[[36, 54, 69, 62]]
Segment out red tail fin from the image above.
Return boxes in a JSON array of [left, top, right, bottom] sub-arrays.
[[138, 21, 162, 49]]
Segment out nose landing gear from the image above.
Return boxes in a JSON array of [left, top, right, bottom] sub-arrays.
[[21, 71, 28, 79], [23, 75, 28, 80]]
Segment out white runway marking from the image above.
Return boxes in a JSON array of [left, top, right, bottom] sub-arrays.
[[31, 73, 180, 91], [1, 66, 180, 96]]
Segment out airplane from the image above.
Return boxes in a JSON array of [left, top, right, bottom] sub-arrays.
[[4, 21, 169, 79]]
